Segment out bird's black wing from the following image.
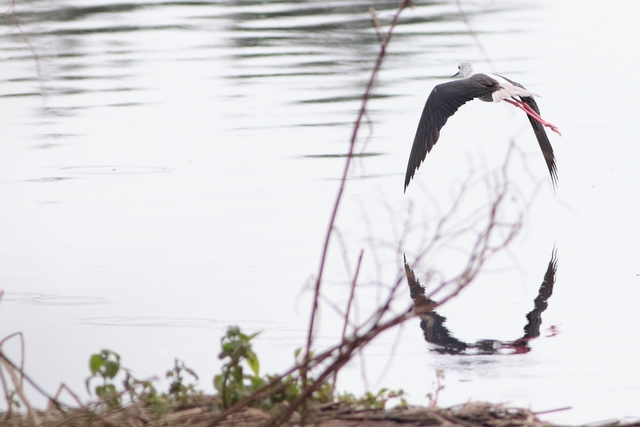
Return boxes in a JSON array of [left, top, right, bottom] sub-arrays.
[[521, 96, 558, 187], [503, 77, 558, 187], [404, 74, 500, 191]]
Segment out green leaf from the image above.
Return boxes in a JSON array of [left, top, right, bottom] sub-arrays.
[[96, 384, 120, 408], [213, 374, 224, 393], [89, 354, 103, 374], [245, 350, 260, 376], [248, 376, 265, 389], [231, 366, 243, 383], [105, 360, 120, 378]]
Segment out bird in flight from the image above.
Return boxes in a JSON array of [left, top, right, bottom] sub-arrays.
[[404, 63, 560, 191]]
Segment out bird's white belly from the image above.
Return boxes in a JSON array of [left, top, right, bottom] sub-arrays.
[[483, 72, 537, 102]]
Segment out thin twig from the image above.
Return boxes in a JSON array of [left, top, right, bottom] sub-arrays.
[[333, 249, 364, 391], [46, 383, 83, 420], [0, 352, 64, 410], [266, 308, 415, 427], [0, 331, 26, 391], [533, 406, 572, 415], [304, 0, 412, 384]]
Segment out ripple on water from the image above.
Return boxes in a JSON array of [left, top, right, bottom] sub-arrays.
[[77, 317, 277, 329], [3, 293, 110, 306], [61, 166, 171, 175]]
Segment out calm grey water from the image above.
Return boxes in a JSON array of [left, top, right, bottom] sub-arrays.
[[2, 0, 640, 423]]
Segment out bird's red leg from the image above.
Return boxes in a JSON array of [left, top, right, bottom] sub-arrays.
[[504, 98, 562, 136]]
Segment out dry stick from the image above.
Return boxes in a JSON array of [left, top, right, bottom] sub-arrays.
[[210, 288, 415, 426], [333, 249, 364, 392], [207, 319, 386, 426], [336, 274, 404, 347], [0, 356, 37, 424], [303, 0, 413, 385], [370, 7, 384, 44], [0, 353, 64, 411], [205, 381, 292, 427], [426, 135, 524, 254], [376, 316, 407, 389], [302, 3, 412, 410], [405, 177, 476, 273], [46, 384, 84, 421], [0, 332, 26, 392], [205, 351, 336, 427], [352, 244, 421, 338], [340, 250, 364, 343], [0, 331, 32, 416], [333, 228, 355, 281], [436, 411, 478, 427], [266, 307, 415, 427], [208, 183, 512, 427], [533, 406, 572, 415], [408, 148, 523, 311], [0, 362, 15, 415], [205, 338, 357, 427], [48, 408, 120, 427], [210, 2, 415, 425]]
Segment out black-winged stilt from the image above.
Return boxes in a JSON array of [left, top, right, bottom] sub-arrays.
[[404, 63, 560, 191]]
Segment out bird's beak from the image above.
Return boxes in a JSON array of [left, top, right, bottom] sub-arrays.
[[451, 71, 461, 78]]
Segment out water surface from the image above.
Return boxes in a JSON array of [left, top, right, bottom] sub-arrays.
[[2, 0, 640, 423]]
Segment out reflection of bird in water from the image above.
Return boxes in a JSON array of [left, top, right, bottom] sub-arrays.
[[404, 260, 468, 354], [404, 63, 560, 191], [404, 249, 558, 355], [516, 249, 558, 346]]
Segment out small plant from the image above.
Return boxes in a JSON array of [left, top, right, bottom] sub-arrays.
[[85, 349, 205, 415], [86, 349, 123, 408], [213, 326, 261, 409], [122, 370, 158, 404], [360, 388, 407, 410], [210, 326, 406, 413], [166, 358, 202, 408], [337, 388, 407, 410], [426, 369, 445, 407]]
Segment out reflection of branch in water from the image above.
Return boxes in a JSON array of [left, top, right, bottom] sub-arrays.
[[405, 249, 558, 355]]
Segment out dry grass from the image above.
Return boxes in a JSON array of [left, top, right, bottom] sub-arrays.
[[0, 401, 565, 427]]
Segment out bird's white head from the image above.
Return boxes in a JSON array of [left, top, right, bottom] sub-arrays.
[[452, 62, 474, 78]]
